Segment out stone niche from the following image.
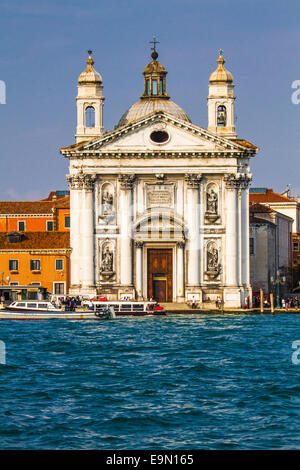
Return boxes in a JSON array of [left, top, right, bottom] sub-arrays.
[[146, 183, 175, 209], [98, 182, 115, 224], [204, 240, 222, 281], [99, 240, 116, 282], [204, 182, 220, 224]]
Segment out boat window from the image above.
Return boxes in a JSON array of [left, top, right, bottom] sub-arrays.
[[120, 305, 129, 311], [111, 304, 119, 311], [16, 303, 26, 307], [133, 304, 144, 311], [38, 303, 48, 309], [28, 303, 37, 308]]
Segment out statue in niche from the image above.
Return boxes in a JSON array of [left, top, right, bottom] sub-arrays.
[[102, 245, 113, 272], [205, 186, 220, 224], [102, 190, 113, 214], [207, 188, 218, 215], [207, 244, 219, 272]]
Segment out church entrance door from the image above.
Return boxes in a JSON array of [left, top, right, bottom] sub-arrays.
[[153, 280, 167, 302], [147, 249, 173, 302]]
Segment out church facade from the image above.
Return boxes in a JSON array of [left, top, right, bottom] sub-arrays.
[[61, 47, 258, 307]]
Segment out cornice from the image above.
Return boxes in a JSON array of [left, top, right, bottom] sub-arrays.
[[66, 150, 247, 160]]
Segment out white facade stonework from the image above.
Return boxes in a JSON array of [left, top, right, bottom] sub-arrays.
[[249, 204, 293, 294], [61, 50, 258, 307]]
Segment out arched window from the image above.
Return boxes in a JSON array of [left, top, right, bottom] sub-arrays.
[[85, 106, 95, 127], [217, 105, 226, 127]]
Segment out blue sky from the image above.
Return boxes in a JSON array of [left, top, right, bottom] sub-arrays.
[[0, 0, 300, 200]]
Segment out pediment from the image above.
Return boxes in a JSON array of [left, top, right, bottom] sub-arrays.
[[61, 111, 255, 157]]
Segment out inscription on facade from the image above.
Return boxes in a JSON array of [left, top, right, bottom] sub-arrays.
[[146, 184, 174, 208]]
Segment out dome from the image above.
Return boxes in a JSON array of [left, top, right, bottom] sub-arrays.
[[78, 54, 103, 84], [117, 98, 191, 127], [209, 53, 233, 84], [143, 59, 167, 75]]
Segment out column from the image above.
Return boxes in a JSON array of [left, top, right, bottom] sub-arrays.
[[185, 174, 202, 286], [135, 241, 143, 300], [67, 174, 81, 292], [80, 174, 96, 293], [224, 174, 238, 286], [177, 241, 185, 301], [241, 175, 252, 286], [237, 187, 242, 286], [119, 174, 135, 287]]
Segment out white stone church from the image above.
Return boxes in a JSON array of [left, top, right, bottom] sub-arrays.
[[61, 46, 258, 307]]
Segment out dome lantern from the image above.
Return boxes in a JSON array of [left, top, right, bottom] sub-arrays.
[[116, 39, 191, 128], [140, 37, 169, 100]]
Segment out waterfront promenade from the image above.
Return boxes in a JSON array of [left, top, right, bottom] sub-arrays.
[[162, 302, 300, 314]]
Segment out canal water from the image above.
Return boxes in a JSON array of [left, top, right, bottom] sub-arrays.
[[0, 314, 299, 449]]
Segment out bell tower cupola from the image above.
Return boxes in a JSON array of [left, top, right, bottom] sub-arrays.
[[141, 37, 169, 100], [207, 50, 237, 138], [75, 50, 105, 143]]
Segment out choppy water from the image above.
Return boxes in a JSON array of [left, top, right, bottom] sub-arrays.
[[0, 314, 299, 450]]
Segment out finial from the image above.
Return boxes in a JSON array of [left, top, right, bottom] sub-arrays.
[[86, 49, 94, 67], [149, 35, 160, 60], [217, 49, 225, 66]]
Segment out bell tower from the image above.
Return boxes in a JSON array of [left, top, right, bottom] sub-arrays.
[[207, 50, 237, 138], [75, 50, 105, 143]]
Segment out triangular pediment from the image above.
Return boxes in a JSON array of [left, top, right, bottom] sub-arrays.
[[61, 111, 257, 157]]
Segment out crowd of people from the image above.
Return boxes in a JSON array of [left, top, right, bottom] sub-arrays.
[[51, 296, 82, 311], [252, 295, 300, 309]]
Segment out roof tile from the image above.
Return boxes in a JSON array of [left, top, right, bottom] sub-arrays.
[[0, 232, 70, 250]]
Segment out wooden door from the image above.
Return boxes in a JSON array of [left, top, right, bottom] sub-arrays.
[[147, 249, 173, 302], [153, 280, 167, 302]]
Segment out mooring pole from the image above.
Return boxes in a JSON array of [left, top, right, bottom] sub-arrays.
[[270, 293, 274, 314], [260, 288, 264, 313]]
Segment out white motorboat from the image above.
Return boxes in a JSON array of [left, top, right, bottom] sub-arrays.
[[1, 301, 112, 320], [82, 299, 166, 316]]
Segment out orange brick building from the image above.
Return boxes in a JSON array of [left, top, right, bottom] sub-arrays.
[[0, 191, 71, 296], [0, 191, 70, 233]]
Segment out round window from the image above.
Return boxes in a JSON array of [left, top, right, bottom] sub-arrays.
[[150, 130, 169, 143]]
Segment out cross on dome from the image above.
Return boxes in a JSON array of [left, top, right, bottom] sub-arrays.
[[149, 36, 160, 60]]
